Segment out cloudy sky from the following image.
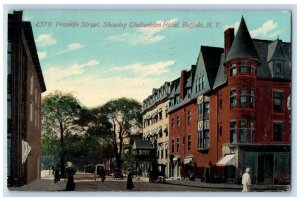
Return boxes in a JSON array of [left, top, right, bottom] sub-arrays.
[[22, 10, 291, 108]]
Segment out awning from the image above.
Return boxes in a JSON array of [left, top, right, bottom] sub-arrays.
[[22, 140, 31, 164], [164, 125, 168, 133], [184, 158, 193, 165], [216, 154, 235, 167]]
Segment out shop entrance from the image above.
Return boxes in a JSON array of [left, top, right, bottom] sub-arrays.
[[258, 155, 274, 184]]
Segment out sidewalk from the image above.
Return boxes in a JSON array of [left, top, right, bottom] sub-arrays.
[[165, 178, 290, 192], [8, 173, 67, 192]]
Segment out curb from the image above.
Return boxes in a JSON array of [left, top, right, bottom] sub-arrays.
[[165, 181, 290, 191]]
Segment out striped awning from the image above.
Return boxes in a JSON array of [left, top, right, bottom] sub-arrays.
[[22, 140, 31, 164]]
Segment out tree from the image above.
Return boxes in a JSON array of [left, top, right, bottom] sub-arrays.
[[99, 97, 142, 169], [42, 91, 82, 177], [122, 152, 135, 174], [75, 107, 115, 168], [41, 131, 60, 169]]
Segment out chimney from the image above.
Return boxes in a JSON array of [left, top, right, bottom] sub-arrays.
[[180, 70, 187, 99], [224, 28, 234, 58]]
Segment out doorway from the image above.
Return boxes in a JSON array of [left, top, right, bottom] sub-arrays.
[[257, 155, 274, 184]]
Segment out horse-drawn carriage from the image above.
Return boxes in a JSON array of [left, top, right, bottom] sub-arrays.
[[148, 163, 166, 183]]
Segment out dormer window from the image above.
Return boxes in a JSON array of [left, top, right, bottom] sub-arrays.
[[274, 60, 284, 78], [175, 95, 180, 104], [187, 88, 192, 98]]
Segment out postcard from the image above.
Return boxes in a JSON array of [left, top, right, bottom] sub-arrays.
[[5, 8, 292, 193]]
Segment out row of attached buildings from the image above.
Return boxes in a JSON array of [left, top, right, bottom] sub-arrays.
[[142, 17, 291, 184]]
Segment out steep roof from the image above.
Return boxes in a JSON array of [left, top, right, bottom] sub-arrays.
[[226, 16, 260, 62], [201, 46, 224, 89], [253, 39, 291, 80], [133, 139, 154, 150], [213, 53, 227, 89], [22, 22, 47, 92], [169, 78, 180, 98], [8, 11, 47, 92]]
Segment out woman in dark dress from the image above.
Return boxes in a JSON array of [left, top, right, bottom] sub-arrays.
[[127, 170, 134, 190], [66, 176, 75, 191]]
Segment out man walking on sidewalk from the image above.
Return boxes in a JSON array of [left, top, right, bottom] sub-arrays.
[[242, 168, 251, 192]]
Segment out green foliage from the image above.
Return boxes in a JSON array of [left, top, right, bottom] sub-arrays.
[[41, 131, 60, 169], [42, 90, 82, 136], [42, 91, 82, 174], [99, 97, 143, 168], [122, 152, 135, 173], [42, 92, 142, 171]]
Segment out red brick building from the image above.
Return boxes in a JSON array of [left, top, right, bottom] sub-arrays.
[[168, 17, 291, 184], [7, 11, 46, 187]]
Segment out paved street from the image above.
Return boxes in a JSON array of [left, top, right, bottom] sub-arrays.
[[7, 171, 289, 193], [75, 174, 228, 192]]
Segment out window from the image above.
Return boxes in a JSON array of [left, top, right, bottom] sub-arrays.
[[230, 66, 237, 76], [250, 67, 255, 75], [240, 120, 247, 143], [240, 88, 247, 108], [171, 139, 175, 153], [230, 89, 237, 109], [171, 117, 175, 129], [30, 102, 33, 122], [274, 60, 283, 77], [250, 121, 255, 142], [35, 109, 38, 126], [175, 95, 180, 104], [219, 99, 222, 109], [170, 98, 174, 107], [30, 74, 34, 95], [161, 149, 164, 160], [230, 121, 237, 143], [159, 111, 162, 120], [219, 126, 222, 139], [159, 128, 163, 138], [198, 103, 203, 120], [8, 93, 11, 119], [249, 88, 255, 108], [198, 130, 209, 149], [183, 136, 185, 145], [201, 75, 205, 90], [196, 75, 205, 92], [273, 122, 283, 142], [187, 111, 191, 125], [188, 135, 191, 150], [8, 42, 12, 74], [274, 91, 283, 112], [240, 65, 248, 74], [203, 130, 210, 148], [204, 102, 209, 120], [165, 106, 168, 118], [187, 88, 192, 98], [165, 148, 168, 160], [197, 131, 202, 149], [176, 138, 180, 152], [177, 116, 180, 128]]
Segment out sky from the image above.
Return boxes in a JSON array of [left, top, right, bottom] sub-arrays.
[[22, 10, 291, 108]]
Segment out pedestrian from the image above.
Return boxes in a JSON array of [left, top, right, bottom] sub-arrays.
[[242, 168, 251, 192], [66, 176, 75, 191], [100, 167, 106, 182], [54, 168, 60, 183], [127, 169, 134, 190]]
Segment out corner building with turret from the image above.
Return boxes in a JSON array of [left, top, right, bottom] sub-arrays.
[[167, 17, 291, 184]]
